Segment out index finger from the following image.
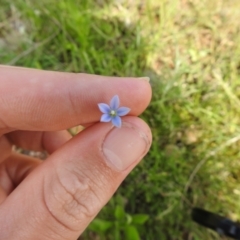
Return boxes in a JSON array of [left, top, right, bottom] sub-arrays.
[[0, 66, 151, 132]]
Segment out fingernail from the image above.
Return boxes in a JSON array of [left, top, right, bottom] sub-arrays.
[[138, 77, 150, 82], [102, 123, 149, 171]]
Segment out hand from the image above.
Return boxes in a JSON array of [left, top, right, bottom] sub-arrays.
[[0, 66, 152, 240]]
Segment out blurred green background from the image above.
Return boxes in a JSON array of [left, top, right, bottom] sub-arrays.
[[1, 0, 240, 239]]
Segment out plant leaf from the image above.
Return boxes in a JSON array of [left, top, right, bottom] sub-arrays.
[[88, 219, 113, 233], [124, 225, 140, 240], [114, 205, 125, 220], [132, 214, 149, 225]]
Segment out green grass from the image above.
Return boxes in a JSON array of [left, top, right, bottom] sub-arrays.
[[1, 0, 240, 239]]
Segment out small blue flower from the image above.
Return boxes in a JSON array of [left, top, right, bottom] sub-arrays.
[[98, 95, 130, 128]]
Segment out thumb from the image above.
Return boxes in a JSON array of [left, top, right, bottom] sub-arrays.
[[0, 117, 152, 240]]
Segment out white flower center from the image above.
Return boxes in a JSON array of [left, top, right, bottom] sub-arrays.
[[110, 110, 117, 116]]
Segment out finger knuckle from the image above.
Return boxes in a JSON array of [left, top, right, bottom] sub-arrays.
[[43, 163, 104, 231], [59, 167, 101, 220]]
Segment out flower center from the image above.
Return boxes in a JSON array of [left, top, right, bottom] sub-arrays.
[[110, 110, 117, 116]]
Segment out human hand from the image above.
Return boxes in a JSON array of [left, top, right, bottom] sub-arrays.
[[0, 65, 152, 240]]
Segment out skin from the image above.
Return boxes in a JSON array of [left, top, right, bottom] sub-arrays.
[[0, 65, 152, 240]]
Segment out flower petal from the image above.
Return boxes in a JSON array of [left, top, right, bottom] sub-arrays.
[[117, 107, 130, 116], [110, 95, 119, 110], [98, 103, 110, 114], [112, 116, 122, 128], [100, 114, 112, 122]]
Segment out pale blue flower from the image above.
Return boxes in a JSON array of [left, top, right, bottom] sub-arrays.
[[98, 95, 130, 128]]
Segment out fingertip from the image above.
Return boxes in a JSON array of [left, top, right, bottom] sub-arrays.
[[117, 78, 152, 116], [101, 116, 152, 172], [122, 116, 152, 145]]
